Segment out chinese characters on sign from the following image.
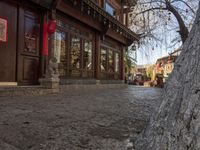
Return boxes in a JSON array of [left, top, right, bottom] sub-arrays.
[[0, 18, 7, 42]]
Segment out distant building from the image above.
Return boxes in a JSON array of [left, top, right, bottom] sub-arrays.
[[154, 49, 181, 82], [136, 65, 147, 75]]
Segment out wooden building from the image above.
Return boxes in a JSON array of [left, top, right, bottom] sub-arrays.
[[0, 0, 138, 87]]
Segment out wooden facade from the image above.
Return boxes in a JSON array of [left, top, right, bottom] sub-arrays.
[[0, 0, 138, 86]]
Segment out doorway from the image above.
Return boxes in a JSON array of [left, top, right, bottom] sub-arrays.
[[0, 1, 41, 85]]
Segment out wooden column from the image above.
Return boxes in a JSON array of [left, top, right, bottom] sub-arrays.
[[39, 10, 60, 90], [126, 12, 129, 27], [95, 33, 101, 80], [101, 0, 105, 8], [121, 46, 125, 81], [120, 8, 123, 23]]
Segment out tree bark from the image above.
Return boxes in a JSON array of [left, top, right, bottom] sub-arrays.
[[135, 3, 200, 150]]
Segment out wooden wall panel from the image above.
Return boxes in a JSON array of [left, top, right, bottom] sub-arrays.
[[0, 1, 17, 82], [22, 57, 39, 82], [17, 7, 41, 85]]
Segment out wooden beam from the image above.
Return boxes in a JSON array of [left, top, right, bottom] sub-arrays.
[[51, 0, 62, 9], [57, 1, 102, 31], [106, 29, 127, 45]]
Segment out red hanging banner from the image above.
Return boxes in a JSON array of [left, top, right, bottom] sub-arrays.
[[43, 22, 48, 56], [42, 20, 56, 56]]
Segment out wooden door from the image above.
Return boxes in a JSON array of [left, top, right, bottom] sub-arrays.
[[0, 2, 17, 82], [17, 7, 41, 85]]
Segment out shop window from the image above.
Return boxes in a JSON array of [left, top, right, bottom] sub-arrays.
[[54, 30, 67, 77], [100, 46, 121, 80], [115, 53, 119, 72], [56, 16, 94, 78], [70, 37, 94, 78], [101, 48, 107, 71], [71, 37, 81, 69], [24, 12, 39, 53], [108, 50, 114, 72], [83, 40, 93, 70]]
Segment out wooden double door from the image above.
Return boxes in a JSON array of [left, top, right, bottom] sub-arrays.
[[0, 1, 41, 85]]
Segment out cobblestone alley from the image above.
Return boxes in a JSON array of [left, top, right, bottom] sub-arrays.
[[0, 86, 162, 150]]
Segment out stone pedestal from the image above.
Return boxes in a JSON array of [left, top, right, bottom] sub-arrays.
[[40, 56, 60, 90], [39, 77, 60, 89]]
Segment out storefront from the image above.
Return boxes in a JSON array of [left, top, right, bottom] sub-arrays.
[[54, 14, 123, 81], [54, 14, 95, 79], [0, 0, 139, 87], [100, 38, 121, 80]]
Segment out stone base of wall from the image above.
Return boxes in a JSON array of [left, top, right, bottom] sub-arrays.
[[60, 79, 127, 93], [0, 80, 127, 97], [60, 79, 125, 85], [0, 86, 59, 97], [60, 83, 128, 92]]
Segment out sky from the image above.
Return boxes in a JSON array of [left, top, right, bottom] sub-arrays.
[[136, 33, 182, 65], [131, 0, 198, 65]]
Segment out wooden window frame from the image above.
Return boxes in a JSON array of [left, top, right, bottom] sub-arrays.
[[56, 19, 95, 79], [100, 45, 121, 80]]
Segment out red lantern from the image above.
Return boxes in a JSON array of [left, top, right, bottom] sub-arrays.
[[48, 20, 56, 34]]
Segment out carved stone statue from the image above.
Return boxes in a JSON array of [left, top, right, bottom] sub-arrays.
[[46, 57, 59, 79]]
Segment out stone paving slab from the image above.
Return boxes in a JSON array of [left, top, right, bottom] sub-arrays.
[[0, 86, 162, 150]]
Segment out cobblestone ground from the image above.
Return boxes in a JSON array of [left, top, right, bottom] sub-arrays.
[[0, 86, 162, 150]]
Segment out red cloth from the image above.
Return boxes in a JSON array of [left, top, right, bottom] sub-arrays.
[[43, 22, 48, 56], [48, 20, 56, 34]]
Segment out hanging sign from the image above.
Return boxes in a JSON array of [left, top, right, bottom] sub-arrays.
[[0, 18, 8, 42]]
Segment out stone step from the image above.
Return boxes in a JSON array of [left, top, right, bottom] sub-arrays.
[[0, 86, 58, 97], [60, 83, 128, 91], [0, 84, 128, 97]]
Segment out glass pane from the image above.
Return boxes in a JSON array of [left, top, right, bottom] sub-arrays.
[[71, 37, 81, 69], [24, 13, 39, 53], [83, 41, 92, 70], [54, 31, 67, 76], [101, 48, 107, 71], [105, 2, 115, 16], [115, 53, 119, 72], [108, 50, 114, 72]]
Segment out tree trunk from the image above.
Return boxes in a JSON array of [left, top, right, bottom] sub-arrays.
[[135, 3, 200, 150], [166, 1, 189, 43]]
